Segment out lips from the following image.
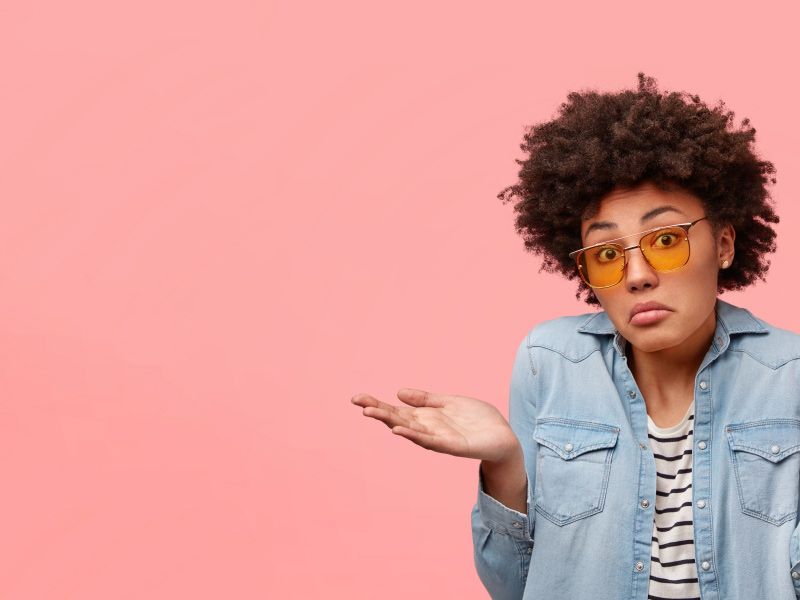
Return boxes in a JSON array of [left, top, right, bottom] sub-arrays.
[[629, 301, 673, 322]]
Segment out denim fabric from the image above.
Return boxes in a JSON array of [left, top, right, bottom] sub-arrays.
[[471, 298, 800, 599]]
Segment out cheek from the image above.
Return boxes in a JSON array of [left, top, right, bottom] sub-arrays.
[[684, 248, 720, 285]]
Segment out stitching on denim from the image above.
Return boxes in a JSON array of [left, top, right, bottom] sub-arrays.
[[532, 443, 616, 526], [729, 347, 800, 370], [728, 433, 748, 523], [482, 487, 529, 517], [631, 419, 647, 599], [511, 535, 533, 581], [533, 436, 618, 459], [728, 418, 800, 430], [533, 420, 620, 460], [727, 428, 799, 526], [528, 342, 600, 363], [727, 419, 800, 461], [534, 502, 604, 526], [706, 383, 720, 597], [729, 443, 800, 461], [724, 306, 767, 334], [484, 516, 531, 540], [526, 342, 538, 377], [535, 417, 620, 431]]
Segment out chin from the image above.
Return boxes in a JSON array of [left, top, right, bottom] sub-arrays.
[[624, 328, 680, 353]]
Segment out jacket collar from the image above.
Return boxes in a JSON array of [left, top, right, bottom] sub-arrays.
[[576, 297, 767, 340]]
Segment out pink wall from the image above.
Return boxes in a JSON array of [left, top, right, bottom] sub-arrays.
[[0, 0, 798, 597]]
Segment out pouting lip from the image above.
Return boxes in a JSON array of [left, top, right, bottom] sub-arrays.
[[629, 301, 673, 321]]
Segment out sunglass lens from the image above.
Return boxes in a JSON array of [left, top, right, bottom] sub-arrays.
[[580, 244, 625, 288], [641, 227, 690, 271]]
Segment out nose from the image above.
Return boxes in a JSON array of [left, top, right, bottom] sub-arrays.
[[624, 246, 659, 292]]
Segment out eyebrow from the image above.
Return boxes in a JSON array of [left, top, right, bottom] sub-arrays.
[[583, 205, 688, 241]]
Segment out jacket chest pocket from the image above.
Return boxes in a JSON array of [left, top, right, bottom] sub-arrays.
[[726, 419, 800, 526], [532, 418, 620, 527]]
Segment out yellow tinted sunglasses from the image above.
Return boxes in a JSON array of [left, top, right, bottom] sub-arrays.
[[568, 216, 709, 289]]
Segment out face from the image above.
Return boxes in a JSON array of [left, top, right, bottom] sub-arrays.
[[579, 182, 735, 354]]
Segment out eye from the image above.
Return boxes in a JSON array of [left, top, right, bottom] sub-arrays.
[[653, 231, 680, 248], [593, 245, 621, 263]]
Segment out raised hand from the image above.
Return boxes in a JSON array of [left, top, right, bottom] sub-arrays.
[[351, 388, 520, 463]]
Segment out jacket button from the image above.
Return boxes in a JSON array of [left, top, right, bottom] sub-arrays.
[[640, 499, 649, 508], [699, 381, 708, 390], [512, 521, 523, 528], [792, 570, 800, 580], [698, 441, 707, 450], [697, 499, 706, 508], [771, 445, 781, 454], [701, 561, 711, 571], [629, 390, 637, 398], [565, 443, 574, 452], [634, 561, 644, 572]]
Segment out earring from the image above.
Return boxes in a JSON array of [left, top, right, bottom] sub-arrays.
[[721, 259, 730, 268]]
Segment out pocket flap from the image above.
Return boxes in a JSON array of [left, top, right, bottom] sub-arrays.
[[533, 418, 620, 460], [726, 419, 800, 463]]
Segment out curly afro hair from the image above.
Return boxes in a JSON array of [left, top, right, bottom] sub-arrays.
[[498, 72, 779, 306]]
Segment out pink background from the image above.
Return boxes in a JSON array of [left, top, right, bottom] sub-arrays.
[[0, 1, 798, 598]]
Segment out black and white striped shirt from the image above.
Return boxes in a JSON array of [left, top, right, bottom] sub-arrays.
[[646, 402, 700, 600]]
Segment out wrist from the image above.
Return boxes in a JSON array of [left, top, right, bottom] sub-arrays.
[[483, 436, 523, 467]]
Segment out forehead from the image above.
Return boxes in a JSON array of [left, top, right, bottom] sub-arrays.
[[581, 183, 704, 242]]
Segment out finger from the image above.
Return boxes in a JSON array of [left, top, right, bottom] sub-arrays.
[[391, 425, 443, 452], [397, 388, 445, 408], [351, 394, 399, 413], [351, 393, 377, 407], [362, 406, 412, 430]]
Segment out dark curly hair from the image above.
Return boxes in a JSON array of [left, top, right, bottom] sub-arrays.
[[498, 72, 779, 306]]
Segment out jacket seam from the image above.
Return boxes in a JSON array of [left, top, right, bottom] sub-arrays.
[[527, 342, 601, 363], [707, 376, 721, 596], [727, 347, 800, 370]]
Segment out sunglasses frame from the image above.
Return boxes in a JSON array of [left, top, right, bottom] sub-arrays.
[[568, 216, 710, 289]]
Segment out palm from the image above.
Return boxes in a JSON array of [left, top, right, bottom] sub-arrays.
[[351, 388, 518, 462]]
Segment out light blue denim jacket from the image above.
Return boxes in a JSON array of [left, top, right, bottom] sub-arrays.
[[471, 298, 800, 599]]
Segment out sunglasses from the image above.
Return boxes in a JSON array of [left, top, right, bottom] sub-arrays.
[[568, 216, 709, 289]]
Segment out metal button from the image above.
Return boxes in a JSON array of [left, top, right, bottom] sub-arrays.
[[634, 561, 644, 572], [639, 442, 646, 449], [526, 546, 532, 554], [699, 380, 708, 390], [512, 521, 522, 528], [565, 443, 574, 452], [792, 570, 800, 580], [697, 499, 706, 508], [698, 441, 707, 450], [701, 561, 711, 571], [771, 445, 781, 454], [641, 499, 650, 508], [629, 390, 637, 398]]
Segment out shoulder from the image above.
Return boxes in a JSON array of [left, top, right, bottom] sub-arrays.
[[522, 311, 610, 363], [725, 304, 800, 369]]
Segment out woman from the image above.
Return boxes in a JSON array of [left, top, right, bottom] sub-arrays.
[[351, 73, 800, 600]]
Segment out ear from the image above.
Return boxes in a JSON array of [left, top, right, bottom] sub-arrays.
[[716, 223, 735, 266]]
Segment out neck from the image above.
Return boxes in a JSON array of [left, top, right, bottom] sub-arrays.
[[626, 306, 717, 398]]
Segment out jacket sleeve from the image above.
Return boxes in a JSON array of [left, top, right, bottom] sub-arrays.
[[790, 510, 800, 596], [471, 331, 539, 600]]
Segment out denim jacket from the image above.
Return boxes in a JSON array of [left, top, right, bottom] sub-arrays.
[[471, 298, 800, 599]]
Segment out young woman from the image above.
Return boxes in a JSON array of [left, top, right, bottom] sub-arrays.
[[351, 73, 800, 600]]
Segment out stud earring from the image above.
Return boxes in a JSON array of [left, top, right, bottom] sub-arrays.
[[721, 259, 730, 268]]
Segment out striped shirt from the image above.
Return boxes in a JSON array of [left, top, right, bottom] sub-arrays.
[[646, 401, 700, 600]]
